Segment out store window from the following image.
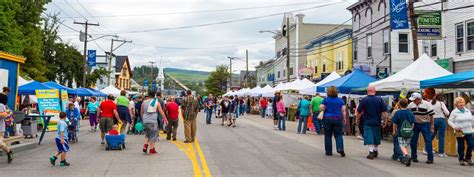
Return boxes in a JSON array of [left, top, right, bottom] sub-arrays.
[[431, 41, 437, 57], [283, 70, 286, 77], [277, 71, 280, 78], [456, 23, 464, 53], [467, 21, 474, 51], [399, 33, 408, 53], [383, 29, 389, 54], [322, 58, 326, 72], [353, 38, 358, 61], [422, 41, 430, 54], [367, 34, 372, 58], [336, 53, 343, 71]]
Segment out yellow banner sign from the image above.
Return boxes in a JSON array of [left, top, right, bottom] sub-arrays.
[[35, 89, 59, 99]]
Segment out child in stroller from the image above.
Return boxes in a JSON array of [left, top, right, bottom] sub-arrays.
[[105, 124, 126, 150], [66, 103, 81, 143]]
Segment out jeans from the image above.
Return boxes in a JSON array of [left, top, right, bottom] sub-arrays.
[[392, 136, 403, 161], [410, 123, 433, 161], [312, 112, 322, 134], [260, 108, 266, 118], [205, 108, 213, 124], [457, 133, 473, 161], [432, 118, 446, 154], [277, 113, 286, 131], [297, 115, 309, 134], [241, 105, 245, 116], [322, 119, 344, 154]]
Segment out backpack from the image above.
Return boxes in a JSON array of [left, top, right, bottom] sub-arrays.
[[400, 120, 413, 138]]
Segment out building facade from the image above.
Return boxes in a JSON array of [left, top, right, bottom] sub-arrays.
[[272, 13, 351, 83], [115, 56, 132, 90], [255, 59, 275, 87], [305, 28, 353, 81], [239, 70, 256, 88]]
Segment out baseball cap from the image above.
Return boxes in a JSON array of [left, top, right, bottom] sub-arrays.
[[409, 92, 422, 101]]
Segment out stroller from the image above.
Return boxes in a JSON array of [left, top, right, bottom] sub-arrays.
[[105, 134, 126, 150], [67, 117, 79, 143]]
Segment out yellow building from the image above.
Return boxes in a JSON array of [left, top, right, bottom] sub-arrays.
[[115, 56, 132, 90], [305, 28, 353, 80]]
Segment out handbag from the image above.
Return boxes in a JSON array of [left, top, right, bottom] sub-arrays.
[[317, 111, 324, 120]]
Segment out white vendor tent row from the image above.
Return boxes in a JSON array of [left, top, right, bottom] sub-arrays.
[[100, 85, 122, 96], [369, 54, 452, 91], [18, 76, 37, 103], [300, 72, 341, 95]]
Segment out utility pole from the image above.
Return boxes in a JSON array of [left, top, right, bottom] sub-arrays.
[[74, 20, 99, 87], [107, 38, 132, 86], [229, 57, 232, 91], [246, 49, 249, 87], [408, 0, 419, 60], [142, 66, 145, 96], [286, 17, 291, 82], [149, 61, 156, 79]]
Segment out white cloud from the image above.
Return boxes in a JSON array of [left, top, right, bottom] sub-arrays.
[[47, 0, 356, 72]]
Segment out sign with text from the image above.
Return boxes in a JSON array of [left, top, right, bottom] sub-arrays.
[[390, 0, 409, 30], [144, 79, 149, 87], [87, 50, 97, 66], [60, 89, 69, 111], [416, 11, 442, 40], [36, 89, 61, 121]]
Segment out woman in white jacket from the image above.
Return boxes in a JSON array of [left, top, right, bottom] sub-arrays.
[[448, 97, 474, 166], [430, 94, 450, 157]]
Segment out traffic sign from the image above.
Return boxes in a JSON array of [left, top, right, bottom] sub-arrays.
[[144, 79, 149, 87], [87, 50, 96, 66]]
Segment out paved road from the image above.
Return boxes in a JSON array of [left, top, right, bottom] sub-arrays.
[[1, 112, 474, 177]]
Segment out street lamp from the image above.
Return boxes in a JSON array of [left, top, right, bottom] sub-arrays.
[[259, 30, 282, 36], [87, 34, 119, 42]]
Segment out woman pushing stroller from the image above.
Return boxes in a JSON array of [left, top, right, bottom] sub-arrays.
[[66, 103, 81, 143]]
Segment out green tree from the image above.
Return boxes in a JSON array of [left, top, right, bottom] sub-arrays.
[[14, 1, 48, 81], [0, 3, 24, 55], [205, 65, 230, 96]]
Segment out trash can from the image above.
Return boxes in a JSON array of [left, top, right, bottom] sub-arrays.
[[21, 116, 38, 138]]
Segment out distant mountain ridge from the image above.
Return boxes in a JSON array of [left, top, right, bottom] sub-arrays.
[[163, 68, 209, 76]]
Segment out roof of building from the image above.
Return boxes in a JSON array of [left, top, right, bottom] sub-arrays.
[[115, 55, 132, 77], [304, 28, 352, 50], [255, 59, 274, 68], [0, 51, 26, 63]]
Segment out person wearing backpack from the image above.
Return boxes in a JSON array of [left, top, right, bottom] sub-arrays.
[[392, 99, 416, 166]]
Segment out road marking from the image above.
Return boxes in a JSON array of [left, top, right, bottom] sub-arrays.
[[172, 140, 202, 177], [194, 139, 211, 177]]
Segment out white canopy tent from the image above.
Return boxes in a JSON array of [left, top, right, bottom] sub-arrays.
[[100, 85, 122, 96], [260, 85, 275, 97], [18, 76, 37, 103], [299, 72, 341, 95], [247, 86, 262, 96], [369, 54, 452, 91]]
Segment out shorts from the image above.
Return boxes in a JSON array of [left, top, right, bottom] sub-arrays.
[[117, 105, 131, 123], [363, 125, 381, 145], [55, 138, 70, 153], [227, 113, 234, 120], [100, 118, 114, 134], [144, 123, 159, 143], [398, 137, 411, 147], [273, 110, 278, 120]]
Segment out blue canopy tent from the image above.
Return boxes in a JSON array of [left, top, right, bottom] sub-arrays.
[[74, 88, 97, 97], [18, 81, 55, 95], [420, 70, 474, 89], [43, 81, 77, 95], [87, 88, 107, 97], [316, 69, 378, 93]]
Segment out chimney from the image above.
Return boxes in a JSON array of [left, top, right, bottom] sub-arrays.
[[295, 14, 305, 25]]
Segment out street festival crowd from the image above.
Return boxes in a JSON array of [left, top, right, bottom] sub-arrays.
[[1, 85, 474, 168]]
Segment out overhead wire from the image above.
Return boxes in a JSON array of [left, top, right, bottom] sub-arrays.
[[59, 1, 337, 19], [76, 0, 115, 35]]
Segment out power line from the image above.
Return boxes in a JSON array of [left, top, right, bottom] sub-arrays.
[[59, 1, 337, 19], [42, 12, 80, 33], [107, 1, 345, 34], [76, 0, 115, 34], [132, 39, 273, 50], [64, 0, 87, 21]]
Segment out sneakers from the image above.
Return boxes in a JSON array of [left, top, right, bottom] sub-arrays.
[[403, 155, 412, 167], [143, 144, 148, 154], [465, 160, 473, 166], [460, 160, 467, 166], [60, 160, 70, 166], [373, 151, 379, 158], [356, 135, 363, 140], [438, 153, 448, 158], [426, 160, 434, 164], [149, 148, 157, 155], [7, 150, 13, 164], [412, 158, 419, 163], [172, 138, 177, 141], [338, 151, 346, 157], [367, 152, 375, 160], [50, 156, 57, 166]]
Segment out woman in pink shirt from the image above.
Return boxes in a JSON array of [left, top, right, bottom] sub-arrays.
[[276, 96, 286, 131]]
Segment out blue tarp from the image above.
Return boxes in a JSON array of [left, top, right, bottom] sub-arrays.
[[87, 88, 107, 97], [316, 69, 378, 93], [43, 81, 77, 94], [18, 81, 55, 95], [74, 88, 96, 97], [420, 70, 474, 89]]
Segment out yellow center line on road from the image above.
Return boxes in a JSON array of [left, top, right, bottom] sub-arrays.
[[172, 140, 202, 177], [194, 139, 211, 177]]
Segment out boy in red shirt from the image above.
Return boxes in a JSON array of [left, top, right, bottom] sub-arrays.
[[165, 97, 180, 141], [260, 97, 268, 118]]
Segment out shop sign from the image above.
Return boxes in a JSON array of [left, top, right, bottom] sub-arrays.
[[36, 89, 61, 120], [416, 11, 442, 40], [376, 67, 389, 79], [298, 67, 313, 77], [435, 58, 452, 72], [353, 64, 375, 76]]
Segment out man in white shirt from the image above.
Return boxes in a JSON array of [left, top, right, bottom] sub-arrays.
[[407, 93, 435, 164]]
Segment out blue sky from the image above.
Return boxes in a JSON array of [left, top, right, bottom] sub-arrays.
[[46, 0, 356, 72]]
